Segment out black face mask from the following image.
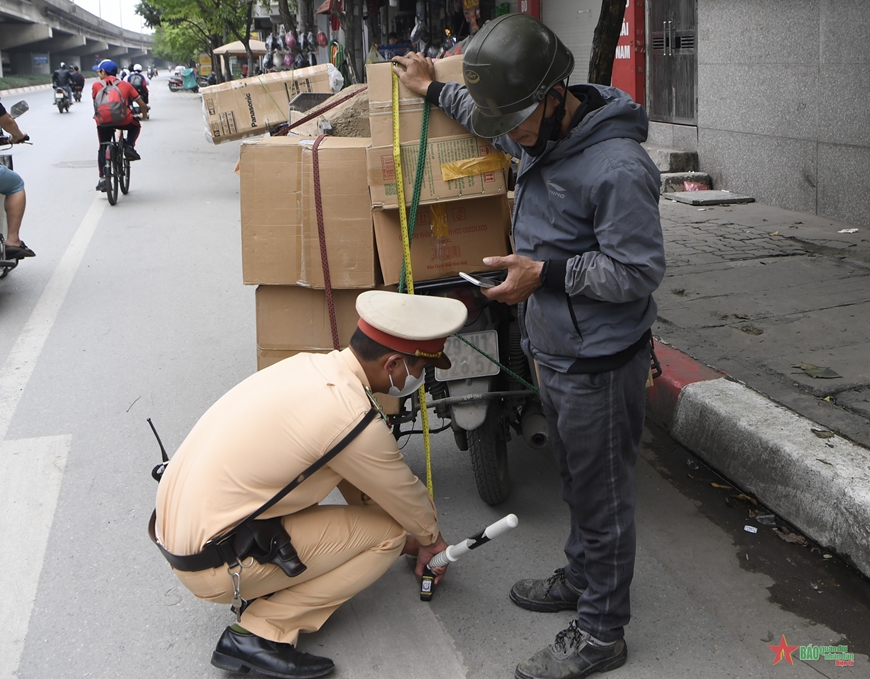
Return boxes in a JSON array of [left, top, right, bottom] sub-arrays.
[[521, 88, 567, 158]]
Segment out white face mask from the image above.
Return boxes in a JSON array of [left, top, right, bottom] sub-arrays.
[[388, 358, 426, 398]]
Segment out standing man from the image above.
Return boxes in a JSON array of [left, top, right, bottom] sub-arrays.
[[91, 59, 148, 192], [395, 13, 665, 679], [0, 101, 33, 258], [152, 291, 466, 679]]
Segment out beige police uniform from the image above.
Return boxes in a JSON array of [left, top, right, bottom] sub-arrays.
[[155, 347, 439, 645]]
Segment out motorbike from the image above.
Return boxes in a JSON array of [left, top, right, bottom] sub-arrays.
[[131, 100, 151, 117], [54, 87, 71, 113], [72, 83, 83, 103], [0, 101, 31, 279], [168, 68, 207, 93], [389, 273, 548, 506]]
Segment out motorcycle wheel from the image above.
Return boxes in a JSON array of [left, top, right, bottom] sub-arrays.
[[57, 102, 64, 113], [168, 83, 180, 92], [467, 403, 510, 505]]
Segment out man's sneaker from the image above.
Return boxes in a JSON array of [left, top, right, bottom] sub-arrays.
[[124, 146, 141, 161], [211, 627, 334, 678], [510, 568, 583, 612], [96, 179, 106, 192], [515, 621, 627, 679]]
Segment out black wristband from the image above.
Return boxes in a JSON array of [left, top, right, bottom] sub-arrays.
[[425, 81, 446, 107], [542, 259, 569, 291]]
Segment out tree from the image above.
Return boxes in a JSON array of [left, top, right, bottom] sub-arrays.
[[587, 0, 626, 85], [152, 25, 203, 65]]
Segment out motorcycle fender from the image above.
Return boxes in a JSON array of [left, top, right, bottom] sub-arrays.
[[446, 377, 494, 431]]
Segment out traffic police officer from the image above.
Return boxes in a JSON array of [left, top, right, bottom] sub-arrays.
[[153, 291, 467, 678]]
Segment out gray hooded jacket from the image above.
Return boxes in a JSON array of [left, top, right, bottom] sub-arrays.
[[438, 82, 665, 372]]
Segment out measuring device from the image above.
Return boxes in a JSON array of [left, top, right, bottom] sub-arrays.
[[420, 514, 519, 601]]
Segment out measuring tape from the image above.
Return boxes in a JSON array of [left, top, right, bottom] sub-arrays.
[[391, 70, 435, 496]]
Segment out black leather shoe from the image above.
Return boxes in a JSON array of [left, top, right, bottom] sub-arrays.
[[124, 146, 141, 161], [510, 568, 583, 612], [211, 627, 335, 678], [515, 620, 627, 679]]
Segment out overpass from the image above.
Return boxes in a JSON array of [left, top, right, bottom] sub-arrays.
[[0, 0, 155, 77]]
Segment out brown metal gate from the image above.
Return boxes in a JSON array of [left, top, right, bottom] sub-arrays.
[[647, 0, 697, 124]]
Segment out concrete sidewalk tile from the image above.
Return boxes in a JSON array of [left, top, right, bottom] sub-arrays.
[[671, 378, 870, 579]]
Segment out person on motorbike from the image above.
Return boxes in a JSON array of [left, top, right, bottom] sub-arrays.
[[394, 14, 664, 679], [0, 102, 34, 258], [69, 65, 86, 103], [126, 64, 150, 105], [51, 62, 73, 103], [92, 59, 149, 193]]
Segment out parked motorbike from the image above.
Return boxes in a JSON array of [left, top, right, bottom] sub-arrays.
[[55, 87, 71, 113], [0, 101, 31, 279], [388, 273, 547, 506], [168, 68, 206, 93]]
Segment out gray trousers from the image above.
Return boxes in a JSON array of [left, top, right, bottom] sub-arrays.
[[537, 345, 649, 642]]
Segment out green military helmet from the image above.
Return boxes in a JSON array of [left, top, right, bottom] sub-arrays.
[[462, 14, 575, 138]]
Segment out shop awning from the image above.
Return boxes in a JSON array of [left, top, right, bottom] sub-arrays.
[[213, 40, 268, 56]]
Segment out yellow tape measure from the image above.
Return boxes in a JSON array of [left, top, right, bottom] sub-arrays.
[[391, 71, 433, 496]]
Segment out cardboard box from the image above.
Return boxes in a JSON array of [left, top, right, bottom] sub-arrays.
[[256, 285, 361, 352], [373, 195, 512, 285], [299, 137, 377, 289], [367, 135, 508, 209], [202, 65, 331, 144], [367, 56, 469, 147], [240, 137, 312, 285]]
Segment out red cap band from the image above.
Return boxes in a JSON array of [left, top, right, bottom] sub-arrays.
[[357, 319, 446, 358]]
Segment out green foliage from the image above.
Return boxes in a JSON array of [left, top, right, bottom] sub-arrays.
[[152, 25, 203, 64], [0, 75, 53, 90]]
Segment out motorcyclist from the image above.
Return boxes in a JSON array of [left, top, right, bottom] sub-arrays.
[[69, 65, 86, 102], [126, 64, 150, 105], [0, 102, 34, 259], [51, 62, 73, 102]]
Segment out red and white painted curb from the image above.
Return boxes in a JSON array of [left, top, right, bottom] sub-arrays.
[[648, 341, 870, 579]]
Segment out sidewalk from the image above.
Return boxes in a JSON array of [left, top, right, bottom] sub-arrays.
[[647, 197, 870, 578]]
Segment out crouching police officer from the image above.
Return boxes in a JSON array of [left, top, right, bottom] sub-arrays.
[[395, 13, 665, 679], [152, 291, 467, 678]]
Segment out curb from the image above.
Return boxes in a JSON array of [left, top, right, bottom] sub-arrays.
[[0, 83, 53, 97], [647, 342, 870, 579]]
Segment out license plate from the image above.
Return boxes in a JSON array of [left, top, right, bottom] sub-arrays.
[[435, 330, 500, 382], [56, 93, 64, 99]]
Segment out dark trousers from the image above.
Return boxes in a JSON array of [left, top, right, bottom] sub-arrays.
[[96, 121, 141, 178], [538, 345, 649, 642]]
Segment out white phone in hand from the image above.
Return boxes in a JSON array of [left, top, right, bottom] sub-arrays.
[[459, 272, 497, 288]]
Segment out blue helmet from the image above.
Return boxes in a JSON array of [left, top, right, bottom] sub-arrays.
[[97, 59, 118, 75]]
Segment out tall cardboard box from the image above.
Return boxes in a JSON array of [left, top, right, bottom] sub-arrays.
[[373, 195, 512, 285], [299, 137, 377, 289], [202, 65, 331, 144], [240, 137, 313, 285], [367, 135, 508, 209], [367, 56, 469, 147]]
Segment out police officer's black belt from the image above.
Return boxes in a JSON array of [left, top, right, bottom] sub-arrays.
[[148, 408, 378, 573]]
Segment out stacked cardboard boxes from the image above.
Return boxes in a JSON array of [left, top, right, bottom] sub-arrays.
[[239, 54, 513, 371]]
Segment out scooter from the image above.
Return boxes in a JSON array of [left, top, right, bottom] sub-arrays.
[[72, 83, 83, 103], [55, 87, 71, 113], [0, 101, 31, 279], [389, 273, 548, 506]]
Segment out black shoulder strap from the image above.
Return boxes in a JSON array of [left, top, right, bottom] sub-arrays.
[[220, 408, 379, 535]]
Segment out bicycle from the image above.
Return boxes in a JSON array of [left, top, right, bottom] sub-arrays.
[[100, 127, 132, 206]]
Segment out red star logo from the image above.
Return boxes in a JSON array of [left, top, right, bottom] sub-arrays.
[[768, 635, 800, 665]]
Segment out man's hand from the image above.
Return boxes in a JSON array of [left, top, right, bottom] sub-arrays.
[[391, 52, 436, 98], [416, 533, 450, 585], [481, 255, 544, 305]]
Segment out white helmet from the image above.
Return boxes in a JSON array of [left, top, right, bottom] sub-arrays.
[[133, 64, 142, 72]]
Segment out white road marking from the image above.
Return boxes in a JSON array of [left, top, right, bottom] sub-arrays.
[[0, 435, 71, 679], [0, 196, 104, 679]]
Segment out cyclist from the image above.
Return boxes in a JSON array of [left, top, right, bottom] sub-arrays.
[[0, 101, 33, 258], [52, 62, 73, 103], [126, 64, 150, 105], [69, 65, 86, 102], [92, 59, 148, 193]]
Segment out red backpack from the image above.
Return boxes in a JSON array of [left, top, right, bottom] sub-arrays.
[[93, 80, 129, 126]]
